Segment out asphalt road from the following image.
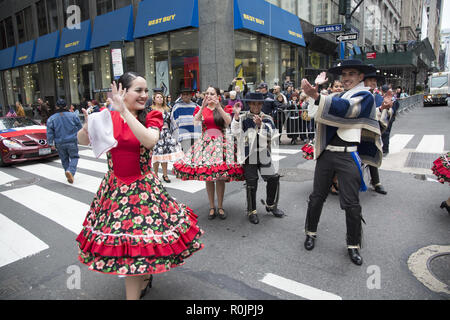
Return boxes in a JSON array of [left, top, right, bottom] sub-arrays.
[[0, 103, 448, 301]]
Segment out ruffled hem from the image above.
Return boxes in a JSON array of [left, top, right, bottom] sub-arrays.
[[173, 162, 245, 182], [76, 205, 203, 258], [152, 150, 185, 163]]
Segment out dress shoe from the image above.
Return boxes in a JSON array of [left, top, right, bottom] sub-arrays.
[[304, 235, 316, 251], [348, 248, 363, 266], [140, 275, 153, 299], [374, 185, 387, 195], [248, 211, 259, 224], [208, 208, 217, 220], [440, 201, 450, 214], [217, 208, 227, 220], [261, 200, 284, 218]]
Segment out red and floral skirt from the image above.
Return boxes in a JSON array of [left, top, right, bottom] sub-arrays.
[[76, 170, 204, 276], [173, 132, 244, 182], [431, 152, 450, 185], [301, 141, 314, 160]]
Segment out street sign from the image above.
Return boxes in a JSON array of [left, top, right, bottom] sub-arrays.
[[366, 52, 377, 59], [314, 24, 343, 34], [335, 33, 358, 42]]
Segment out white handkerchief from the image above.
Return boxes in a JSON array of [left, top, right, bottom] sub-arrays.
[[87, 109, 118, 158]]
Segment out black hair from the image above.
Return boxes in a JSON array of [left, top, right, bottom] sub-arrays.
[[117, 72, 148, 126], [207, 86, 226, 130]]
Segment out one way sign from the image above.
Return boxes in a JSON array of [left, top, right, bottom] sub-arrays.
[[335, 33, 358, 42]]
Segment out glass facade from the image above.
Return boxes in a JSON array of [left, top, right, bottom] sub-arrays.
[[22, 64, 39, 105], [3, 70, 14, 106], [235, 31, 258, 87], [143, 29, 198, 97], [67, 52, 94, 104]]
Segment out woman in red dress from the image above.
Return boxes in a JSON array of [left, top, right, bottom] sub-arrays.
[[173, 86, 244, 219], [76, 72, 204, 300]]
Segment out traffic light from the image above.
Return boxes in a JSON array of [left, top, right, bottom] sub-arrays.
[[338, 0, 348, 15]]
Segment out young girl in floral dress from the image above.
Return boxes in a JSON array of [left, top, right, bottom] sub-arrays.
[[76, 72, 204, 300], [151, 92, 184, 182], [173, 86, 244, 220]]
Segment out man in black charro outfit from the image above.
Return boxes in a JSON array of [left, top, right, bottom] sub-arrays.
[[231, 92, 285, 224]]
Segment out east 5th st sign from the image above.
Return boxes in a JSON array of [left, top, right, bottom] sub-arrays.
[[335, 33, 358, 42]]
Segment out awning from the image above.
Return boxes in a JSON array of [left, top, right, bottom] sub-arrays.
[[58, 20, 92, 56], [90, 5, 134, 49], [14, 40, 35, 67], [234, 0, 306, 47], [34, 31, 60, 63], [134, 0, 198, 39], [0, 46, 16, 71]]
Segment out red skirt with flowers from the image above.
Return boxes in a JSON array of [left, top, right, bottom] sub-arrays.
[[173, 131, 244, 182], [76, 161, 204, 276], [431, 152, 450, 185], [301, 141, 314, 160]]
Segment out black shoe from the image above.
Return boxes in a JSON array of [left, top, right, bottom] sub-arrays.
[[208, 208, 217, 220], [348, 248, 363, 266], [248, 212, 259, 224], [217, 208, 227, 220], [162, 175, 171, 183], [304, 235, 316, 251], [374, 185, 387, 195], [440, 201, 450, 214], [140, 275, 153, 299], [261, 199, 284, 218]]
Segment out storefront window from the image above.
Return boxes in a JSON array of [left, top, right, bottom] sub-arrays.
[[235, 31, 258, 88], [22, 65, 39, 105], [281, 43, 297, 88], [37, 0, 48, 36], [144, 35, 169, 94], [170, 29, 199, 95], [55, 59, 65, 101], [125, 42, 135, 74], [11, 69, 23, 104], [3, 70, 14, 106], [260, 36, 280, 87], [67, 52, 94, 104], [99, 47, 112, 90]]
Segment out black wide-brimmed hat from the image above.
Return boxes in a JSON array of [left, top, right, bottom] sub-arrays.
[[242, 92, 266, 102], [363, 71, 385, 81], [180, 87, 195, 93], [328, 59, 376, 75]]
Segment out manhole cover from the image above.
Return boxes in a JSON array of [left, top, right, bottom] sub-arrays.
[[405, 152, 441, 169], [428, 253, 450, 287], [278, 168, 314, 182], [0, 178, 40, 191]]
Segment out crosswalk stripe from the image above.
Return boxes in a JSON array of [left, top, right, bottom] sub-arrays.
[[272, 155, 287, 162], [415, 135, 445, 153], [0, 213, 49, 268], [1, 185, 88, 234], [272, 148, 301, 155], [54, 157, 108, 174], [389, 134, 414, 154], [0, 171, 18, 185], [260, 273, 342, 300], [78, 149, 107, 160], [15, 162, 102, 193]]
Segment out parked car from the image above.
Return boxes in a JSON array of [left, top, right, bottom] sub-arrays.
[[0, 117, 58, 166]]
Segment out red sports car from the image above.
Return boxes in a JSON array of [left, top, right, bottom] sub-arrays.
[[0, 117, 58, 166]]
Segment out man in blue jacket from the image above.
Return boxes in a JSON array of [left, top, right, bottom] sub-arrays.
[[46, 99, 82, 184]]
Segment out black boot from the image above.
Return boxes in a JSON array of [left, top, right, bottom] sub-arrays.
[[374, 184, 387, 195], [348, 248, 363, 266], [440, 201, 450, 214], [246, 181, 259, 224], [263, 175, 284, 218]]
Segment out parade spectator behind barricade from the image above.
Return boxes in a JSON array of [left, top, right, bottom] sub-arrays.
[[46, 99, 82, 184], [105, 98, 113, 111], [255, 82, 275, 117], [37, 98, 50, 125], [170, 87, 200, 153], [91, 100, 100, 113], [381, 84, 398, 156], [283, 75, 294, 91], [166, 95, 174, 108], [286, 92, 301, 144], [274, 93, 288, 142], [283, 85, 294, 102], [15, 101, 25, 117], [228, 77, 249, 100], [227, 90, 242, 108], [69, 104, 80, 117]]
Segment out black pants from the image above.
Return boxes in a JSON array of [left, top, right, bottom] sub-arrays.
[[305, 150, 363, 246], [243, 163, 279, 212], [368, 165, 380, 186]]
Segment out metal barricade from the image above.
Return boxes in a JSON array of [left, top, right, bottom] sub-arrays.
[[396, 94, 423, 115], [274, 108, 315, 140]]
